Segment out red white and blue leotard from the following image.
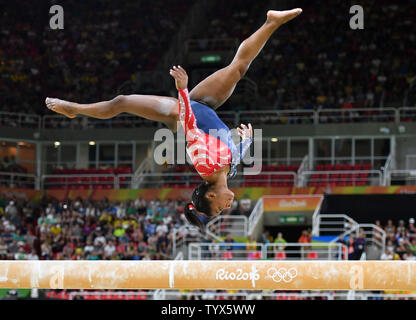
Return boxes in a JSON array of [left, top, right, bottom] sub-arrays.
[[178, 88, 252, 178]]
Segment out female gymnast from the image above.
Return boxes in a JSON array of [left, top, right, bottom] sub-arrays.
[[45, 9, 302, 232]]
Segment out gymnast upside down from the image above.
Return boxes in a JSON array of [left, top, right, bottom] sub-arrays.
[[45, 9, 303, 232]]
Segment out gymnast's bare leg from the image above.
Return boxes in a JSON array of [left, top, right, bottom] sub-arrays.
[[189, 9, 302, 109]]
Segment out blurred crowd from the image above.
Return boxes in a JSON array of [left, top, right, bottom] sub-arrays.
[[378, 218, 416, 261], [0, 156, 31, 188], [189, 0, 415, 111], [0, 197, 197, 262], [0, 195, 253, 262], [0, 0, 414, 120], [0, 0, 190, 116]]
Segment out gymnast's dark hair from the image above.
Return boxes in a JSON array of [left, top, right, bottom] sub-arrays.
[[184, 182, 213, 234]]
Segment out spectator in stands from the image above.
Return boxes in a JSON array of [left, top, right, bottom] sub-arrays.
[[396, 220, 407, 236], [4, 200, 18, 219], [239, 195, 252, 216], [104, 240, 116, 258], [347, 236, 356, 260], [386, 239, 395, 253], [298, 229, 311, 259], [222, 233, 235, 260], [274, 232, 287, 250], [246, 235, 259, 260], [336, 235, 348, 260], [353, 229, 366, 260], [298, 230, 311, 244], [409, 239, 416, 257], [380, 248, 394, 260], [261, 231, 273, 244], [408, 218, 416, 241], [395, 238, 409, 259], [384, 219, 396, 240], [201, 235, 214, 259], [0, 238, 8, 258]]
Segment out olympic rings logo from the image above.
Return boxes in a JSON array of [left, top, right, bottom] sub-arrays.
[[266, 267, 298, 283]]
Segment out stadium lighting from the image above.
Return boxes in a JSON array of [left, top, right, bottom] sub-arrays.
[[201, 54, 221, 63]]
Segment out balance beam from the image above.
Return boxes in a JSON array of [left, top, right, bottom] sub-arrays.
[[0, 260, 415, 290]]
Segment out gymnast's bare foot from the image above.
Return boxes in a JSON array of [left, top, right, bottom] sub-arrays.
[[266, 8, 302, 27], [45, 97, 77, 118]]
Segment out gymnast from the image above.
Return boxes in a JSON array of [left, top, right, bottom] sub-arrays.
[[45, 9, 303, 232]]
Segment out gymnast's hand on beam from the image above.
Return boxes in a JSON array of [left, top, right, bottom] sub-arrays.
[[170, 65, 188, 91], [237, 123, 253, 139]]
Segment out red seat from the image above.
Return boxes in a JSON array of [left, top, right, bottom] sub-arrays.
[[307, 252, 319, 259], [88, 168, 98, 174], [221, 252, 233, 260], [274, 251, 286, 260]]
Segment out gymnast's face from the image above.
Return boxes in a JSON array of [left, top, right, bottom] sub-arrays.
[[206, 185, 234, 216]]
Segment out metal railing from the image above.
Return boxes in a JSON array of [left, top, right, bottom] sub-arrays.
[[37, 167, 393, 190], [405, 154, 416, 170], [126, 171, 298, 189], [264, 243, 347, 261], [318, 108, 397, 123], [399, 107, 416, 122], [312, 214, 359, 238], [3, 107, 416, 131], [188, 242, 347, 260], [238, 110, 315, 126], [300, 170, 383, 187], [42, 114, 161, 130], [248, 198, 263, 236], [386, 169, 416, 186], [206, 215, 248, 241], [42, 174, 125, 189], [331, 223, 386, 255], [132, 158, 151, 189], [0, 112, 41, 129], [171, 226, 202, 258], [295, 155, 310, 187], [382, 154, 393, 186], [0, 172, 37, 189]]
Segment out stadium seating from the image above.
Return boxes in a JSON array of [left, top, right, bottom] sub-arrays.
[[308, 163, 372, 187], [243, 165, 299, 187], [46, 166, 132, 189], [0, 0, 413, 119]]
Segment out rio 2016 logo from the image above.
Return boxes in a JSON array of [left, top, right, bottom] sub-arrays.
[[215, 266, 299, 287], [215, 266, 260, 288]]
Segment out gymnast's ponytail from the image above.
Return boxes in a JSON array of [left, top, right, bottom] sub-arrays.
[[183, 182, 214, 234], [184, 202, 206, 235]]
